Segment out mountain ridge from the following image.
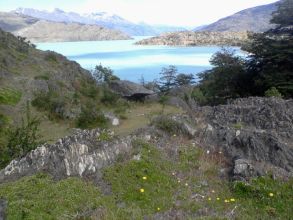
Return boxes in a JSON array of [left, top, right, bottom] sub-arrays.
[[13, 7, 186, 36], [0, 11, 131, 42], [198, 2, 278, 32]]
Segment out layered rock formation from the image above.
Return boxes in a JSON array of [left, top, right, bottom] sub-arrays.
[[191, 97, 293, 180], [0, 129, 133, 183], [136, 31, 248, 46]]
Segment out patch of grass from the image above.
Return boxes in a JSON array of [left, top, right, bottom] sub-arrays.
[[0, 88, 22, 105], [232, 122, 244, 130], [178, 145, 202, 171], [97, 130, 113, 142], [113, 102, 183, 136], [34, 74, 50, 81], [232, 177, 293, 219], [0, 174, 104, 219], [103, 140, 177, 214]]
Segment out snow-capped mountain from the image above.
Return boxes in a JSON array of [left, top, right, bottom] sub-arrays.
[[13, 8, 186, 36]]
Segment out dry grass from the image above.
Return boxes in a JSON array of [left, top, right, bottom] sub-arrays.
[[112, 102, 184, 136]]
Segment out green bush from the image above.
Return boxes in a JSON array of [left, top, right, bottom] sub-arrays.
[[0, 88, 22, 105], [0, 105, 42, 169], [264, 87, 283, 98], [44, 52, 58, 63], [191, 87, 207, 105], [151, 115, 182, 135], [79, 79, 99, 99], [76, 104, 109, 129], [34, 75, 49, 80], [101, 87, 119, 106], [31, 91, 66, 120]]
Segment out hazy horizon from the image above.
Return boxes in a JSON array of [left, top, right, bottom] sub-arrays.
[[0, 0, 278, 27]]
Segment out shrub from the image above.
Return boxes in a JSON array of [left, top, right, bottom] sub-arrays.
[[76, 104, 109, 129], [31, 91, 66, 120], [44, 52, 58, 63], [34, 75, 49, 81], [79, 79, 99, 99], [101, 87, 119, 106], [264, 87, 283, 98], [191, 87, 207, 105], [0, 88, 22, 105], [0, 104, 42, 168], [151, 115, 182, 135]]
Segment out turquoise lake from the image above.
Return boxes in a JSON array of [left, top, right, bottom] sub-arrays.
[[37, 36, 231, 82]]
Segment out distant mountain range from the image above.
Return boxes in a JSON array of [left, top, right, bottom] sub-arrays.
[[13, 8, 186, 36], [0, 12, 131, 42], [198, 2, 278, 32]]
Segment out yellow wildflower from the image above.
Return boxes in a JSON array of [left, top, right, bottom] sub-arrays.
[[140, 188, 145, 193], [230, 198, 235, 202], [216, 197, 220, 201], [269, 193, 274, 197], [142, 176, 147, 180], [208, 197, 211, 201], [157, 207, 160, 211], [224, 199, 229, 203]]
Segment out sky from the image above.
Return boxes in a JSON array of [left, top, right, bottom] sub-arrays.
[[0, 0, 278, 27]]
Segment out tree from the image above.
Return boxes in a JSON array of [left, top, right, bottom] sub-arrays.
[[243, 0, 293, 97], [159, 65, 177, 93], [175, 73, 195, 86], [198, 48, 248, 104], [93, 64, 120, 83]]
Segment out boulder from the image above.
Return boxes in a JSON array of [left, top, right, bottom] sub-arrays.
[[109, 80, 154, 101]]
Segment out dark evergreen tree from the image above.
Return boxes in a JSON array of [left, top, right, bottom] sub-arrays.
[[243, 0, 293, 97], [198, 48, 248, 104], [158, 65, 177, 93], [175, 73, 195, 86]]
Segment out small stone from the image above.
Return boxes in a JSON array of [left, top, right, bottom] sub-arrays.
[[236, 130, 241, 137]]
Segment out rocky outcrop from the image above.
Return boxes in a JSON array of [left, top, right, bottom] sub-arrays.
[[0, 129, 133, 183], [109, 80, 155, 101], [191, 97, 293, 179], [136, 31, 248, 46]]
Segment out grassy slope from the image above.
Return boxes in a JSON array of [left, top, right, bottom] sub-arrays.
[[0, 29, 98, 143], [0, 139, 292, 219]]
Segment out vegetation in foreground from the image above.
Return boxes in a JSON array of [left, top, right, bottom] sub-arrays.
[[0, 140, 292, 219]]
